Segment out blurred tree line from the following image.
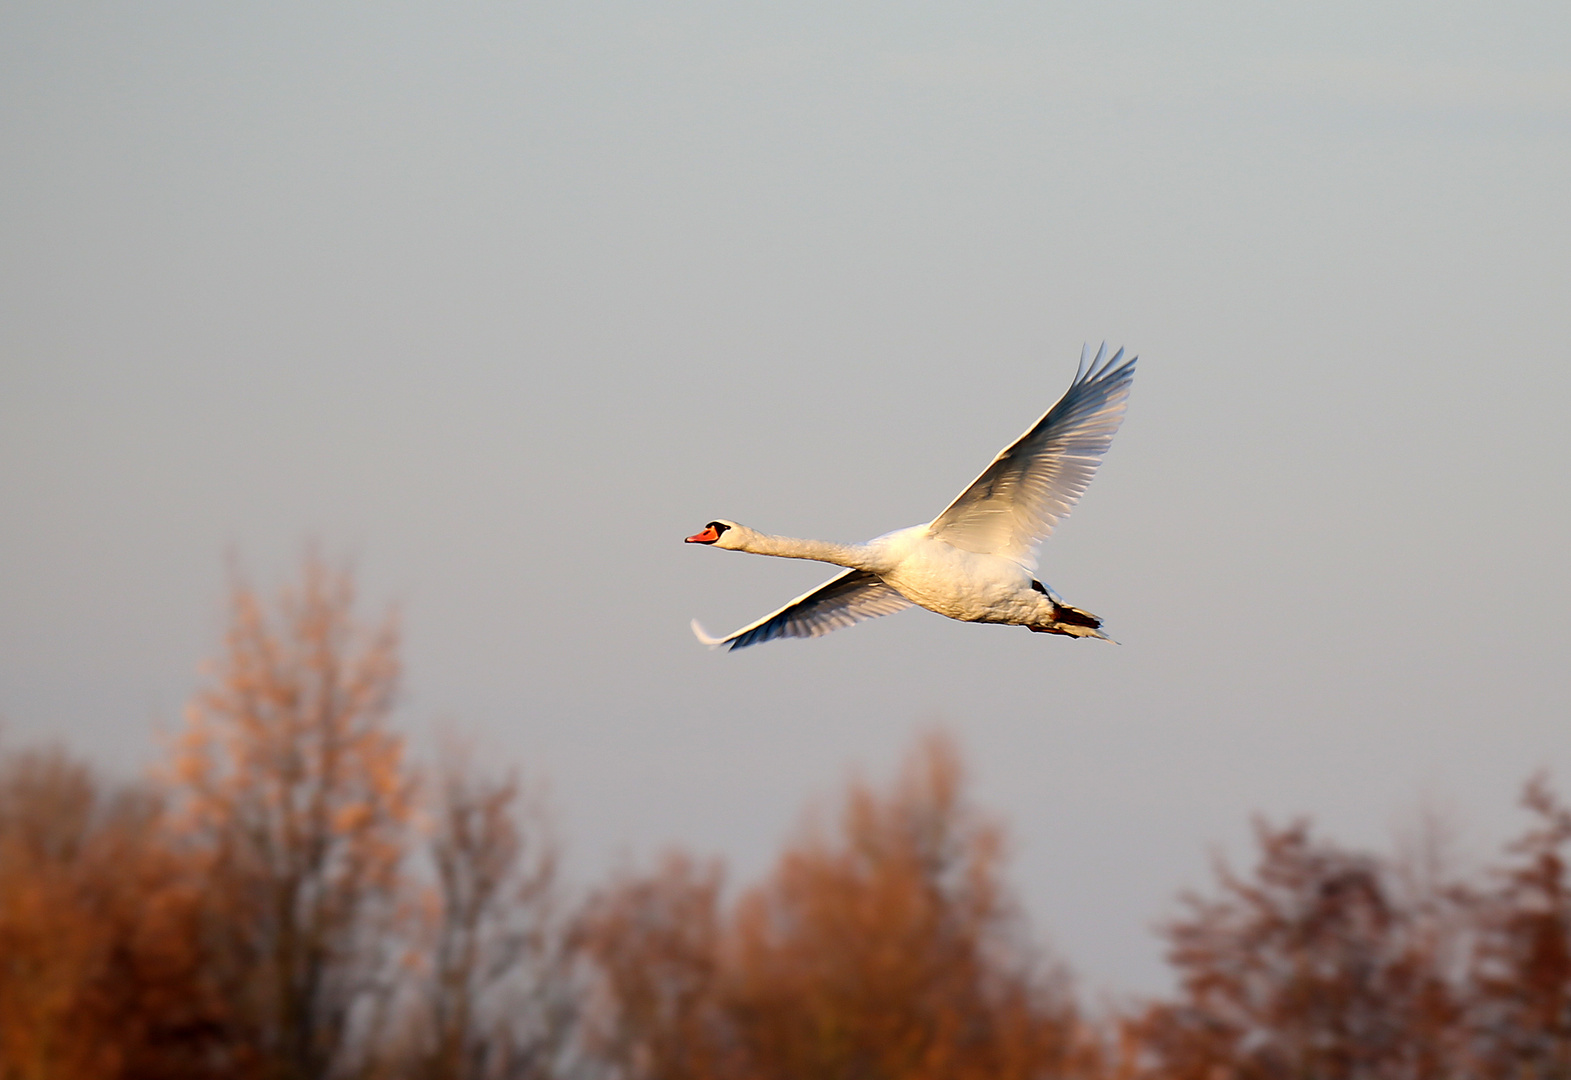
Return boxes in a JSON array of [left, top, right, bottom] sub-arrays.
[[2, 557, 1568, 1080]]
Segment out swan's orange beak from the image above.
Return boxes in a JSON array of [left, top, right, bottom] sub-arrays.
[[686, 526, 721, 544]]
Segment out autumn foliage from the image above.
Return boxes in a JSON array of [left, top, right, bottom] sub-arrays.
[[723, 735, 1084, 1080], [171, 557, 416, 1079], [578, 736, 1087, 1080], [2, 556, 1570, 1080], [1130, 820, 1462, 1079], [0, 749, 224, 1080]]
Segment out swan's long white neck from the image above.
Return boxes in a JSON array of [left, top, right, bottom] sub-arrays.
[[726, 526, 881, 573]]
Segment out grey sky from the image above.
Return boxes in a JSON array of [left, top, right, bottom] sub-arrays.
[[3, 1, 1569, 992]]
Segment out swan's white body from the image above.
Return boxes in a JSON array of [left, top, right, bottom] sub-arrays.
[[688, 345, 1136, 650]]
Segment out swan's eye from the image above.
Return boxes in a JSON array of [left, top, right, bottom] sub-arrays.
[[707, 521, 730, 536]]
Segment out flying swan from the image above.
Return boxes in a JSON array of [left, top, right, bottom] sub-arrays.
[[686, 344, 1136, 651]]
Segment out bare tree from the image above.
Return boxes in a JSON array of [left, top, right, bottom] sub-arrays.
[[400, 748, 577, 1080], [171, 553, 416, 1080]]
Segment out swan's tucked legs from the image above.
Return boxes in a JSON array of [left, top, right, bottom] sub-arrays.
[[1030, 579, 1064, 603]]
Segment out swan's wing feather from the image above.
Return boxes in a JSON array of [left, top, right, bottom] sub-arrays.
[[928, 344, 1135, 569], [691, 569, 913, 652]]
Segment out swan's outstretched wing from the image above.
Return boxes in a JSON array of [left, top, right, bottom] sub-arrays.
[[928, 344, 1136, 570], [691, 569, 913, 652]]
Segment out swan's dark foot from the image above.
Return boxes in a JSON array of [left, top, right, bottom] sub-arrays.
[[1050, 603, 1102, 630], [1027, 603, 1114, 641]]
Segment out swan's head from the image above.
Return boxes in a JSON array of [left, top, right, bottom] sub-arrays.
[[685, 519, 742, 548]]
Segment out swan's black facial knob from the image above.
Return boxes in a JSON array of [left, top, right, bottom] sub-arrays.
[[685, 521, 731, 545]]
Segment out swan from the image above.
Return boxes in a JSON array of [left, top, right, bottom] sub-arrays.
[[686, 344, 1136, 651]]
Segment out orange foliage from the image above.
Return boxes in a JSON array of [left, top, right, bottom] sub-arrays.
[[12, 551, 1571, 1078], [1466, 775, 1571, 1076], [169, 553, 416, 1080], [728, 732, 1084, 1080], [1132, 819, 1463, 1080], [579, 735, 1092, 1080], [578, 853, 733, 1080], [0, 747, 226, 1080]]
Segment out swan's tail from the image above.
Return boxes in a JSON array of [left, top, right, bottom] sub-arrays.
[[1029, 604, 1118, 643]]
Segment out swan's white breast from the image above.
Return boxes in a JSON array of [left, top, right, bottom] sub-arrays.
[[873, 528, 1038, 624]]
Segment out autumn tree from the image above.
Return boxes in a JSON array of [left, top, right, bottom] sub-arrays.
[[727, 732, 1087, 1080], [577, 853, 733, 1080], [171, 554, 417, 1080], [578, 733, 1090, 1080], [0, 745, 225, 1080], [1464, 775, 1571, 1077], [1133, 819, 1462, 1080]]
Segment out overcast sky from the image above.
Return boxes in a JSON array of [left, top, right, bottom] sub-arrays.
[[3, 0, 1569, 993]]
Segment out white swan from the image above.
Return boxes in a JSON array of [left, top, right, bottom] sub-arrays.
[[686, 344, 1136, 651]]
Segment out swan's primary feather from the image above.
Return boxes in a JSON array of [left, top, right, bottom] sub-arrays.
[[690, 568, 913, 651], [927, 344, 1135, 571]]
